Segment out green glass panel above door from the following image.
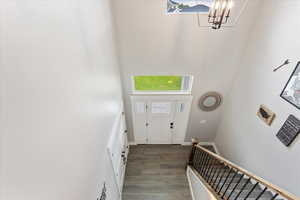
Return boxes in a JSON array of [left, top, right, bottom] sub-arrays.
[[134, 76, 182, 91]]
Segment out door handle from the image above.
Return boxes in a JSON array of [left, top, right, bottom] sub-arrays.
[[170, 122, 174, 129], [121, 151, 127, 164]]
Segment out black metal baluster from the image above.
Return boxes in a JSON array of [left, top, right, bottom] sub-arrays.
[[213, 164, 225, 189], [218, 168, 233, 194], [204, 156, 214, 179], [233, 178, 251, 200], [206, 157, 217, 180], [197, 150, 205, 171], [215, 167, 227, 190], [203, 156, 212, 181], [195, 150, 203, 171], [222, 170, 238, 198], [193, 150, 202, 170], [189, 147, 284, 200], [209, 160, 221, 184], [200, 153, 210, 175], [211, 163, 223, 187], [243, 182, 259, 200], [227, 174, 245, 200], [255, 187, 267, 200], [270, 193, 278, 200], [199, 152, 208, 172]]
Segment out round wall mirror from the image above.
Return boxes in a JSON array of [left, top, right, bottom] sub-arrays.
[[199, 92, 222, 112]]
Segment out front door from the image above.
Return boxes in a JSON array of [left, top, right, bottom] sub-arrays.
[[147, 101, 174, 144]]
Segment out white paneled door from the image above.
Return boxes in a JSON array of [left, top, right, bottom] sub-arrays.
[[147, 101, 174, 144], [131, 96, 193, 144]]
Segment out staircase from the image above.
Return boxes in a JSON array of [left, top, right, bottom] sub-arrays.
[[187, 144, 299, 200]]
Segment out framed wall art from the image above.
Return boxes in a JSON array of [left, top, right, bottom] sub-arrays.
[[167, 0, 213, 14], [257, 105, 276, 126], [281, 61, 300, 109]]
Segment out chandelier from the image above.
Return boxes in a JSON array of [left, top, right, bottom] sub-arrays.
[[208, 0, 234, 29]]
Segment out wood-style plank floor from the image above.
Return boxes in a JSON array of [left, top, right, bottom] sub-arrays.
[[122, 145, 192, 200]]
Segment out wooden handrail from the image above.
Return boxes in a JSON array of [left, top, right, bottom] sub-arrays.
[[194, 144, 300, 200]]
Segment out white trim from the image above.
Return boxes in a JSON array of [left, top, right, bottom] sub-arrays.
[[128, 142, 137, 146], [186, 166, 196, 200], [181, 142, 192, 146], [130, 95, 193, 101], [106, 148, 121, 198], [132, 91, 191, 95], [131, 75, 193, 95]]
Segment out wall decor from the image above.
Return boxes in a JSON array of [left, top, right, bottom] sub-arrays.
[[273, 59, 290, 72], [276, 115, 300, 147], [256, 105, 275, 126], [281, 61, 300, 109], [199, 91, 222, 112], [167, 0, 213, 14]]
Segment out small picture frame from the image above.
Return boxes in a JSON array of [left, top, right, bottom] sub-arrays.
[[257, 105, 276, 126], [281, 61, 300, 109]]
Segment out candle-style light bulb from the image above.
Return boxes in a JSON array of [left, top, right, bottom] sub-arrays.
[[228, 0, 234, 9], [222, 1, 227, 10], [212, 0, 219, 18], [211, 2, 215, 9], [209, 2, 215, 17], [225, 0, 233, 19], [215, 1, 220, 9]]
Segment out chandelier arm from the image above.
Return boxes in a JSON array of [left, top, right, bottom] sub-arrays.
[[217, 0, 228, 29], [222, 16, 230, 24]]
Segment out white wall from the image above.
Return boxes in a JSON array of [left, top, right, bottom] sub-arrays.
[[0, 0, 123, 199], [215, 0, 300, 197], [112, 0, 260, 142]]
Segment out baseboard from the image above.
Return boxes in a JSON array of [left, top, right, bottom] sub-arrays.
[[130, 142, 193, 145], [128, 142, 137, 145], [181, 142, 192, 146], [197, 142, 221, 155], [129, 141, 220, 155], [211, 143, 220, 155]]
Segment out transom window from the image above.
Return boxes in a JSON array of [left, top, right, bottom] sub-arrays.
[[132, 76, 193, 94]]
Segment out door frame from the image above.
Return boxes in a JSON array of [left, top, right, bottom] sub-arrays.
[[131, 95, 193, 145]]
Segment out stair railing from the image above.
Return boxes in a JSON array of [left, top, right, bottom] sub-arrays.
[[187, 143, 299, 200]]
